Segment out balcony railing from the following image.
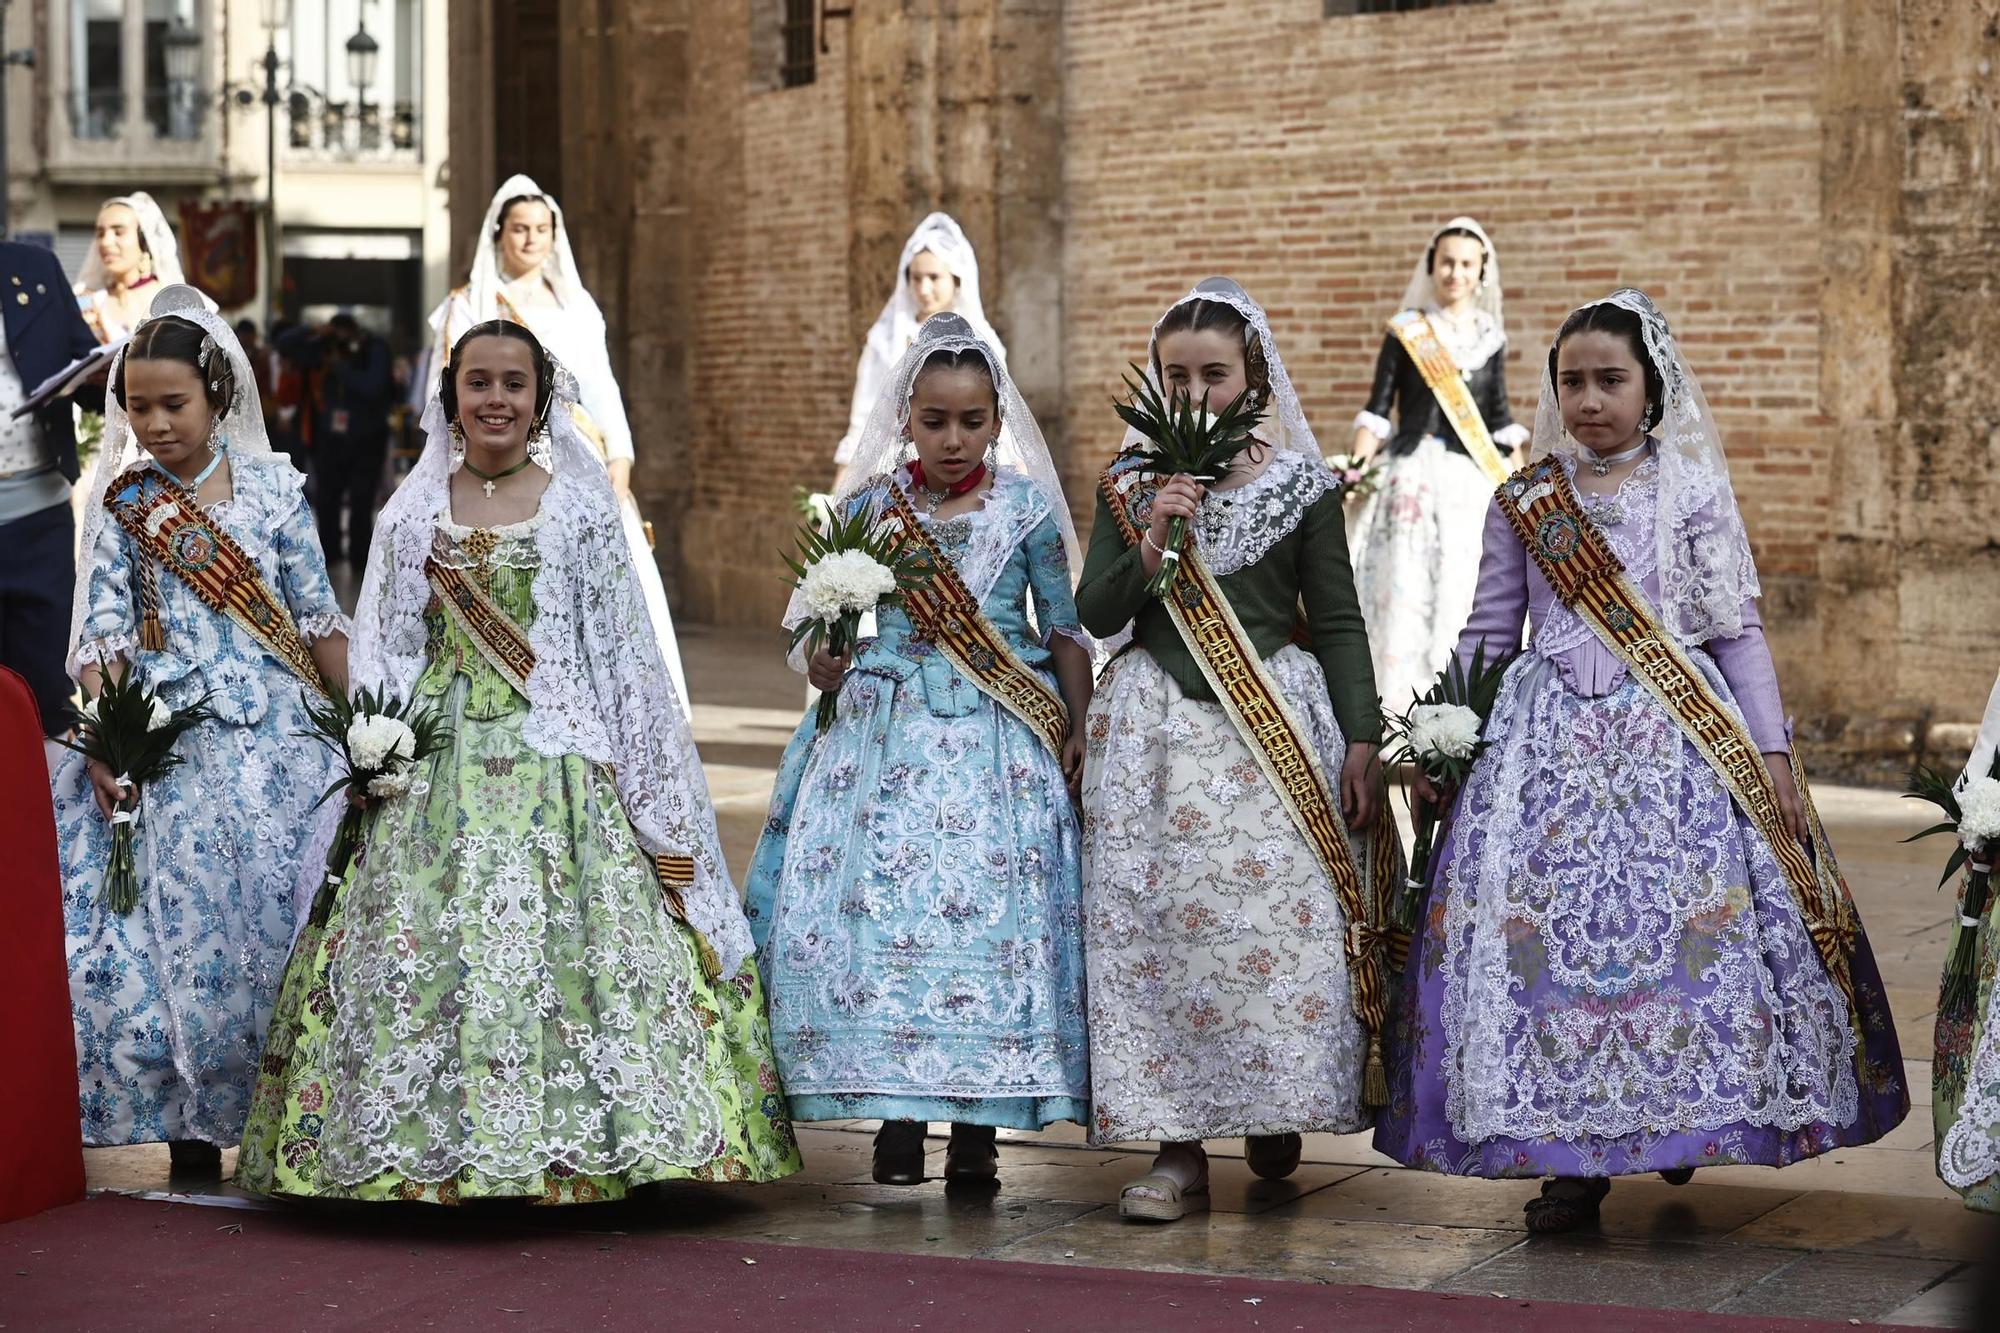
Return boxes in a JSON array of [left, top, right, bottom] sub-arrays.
[[281, 94, 420, 164]]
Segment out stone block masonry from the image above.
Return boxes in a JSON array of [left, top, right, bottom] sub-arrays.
[[466, 0, 2000, 777]]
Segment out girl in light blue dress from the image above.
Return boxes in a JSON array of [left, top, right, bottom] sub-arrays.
[[52, 289, 347, 1173], [746, 313, 1093, 1188]]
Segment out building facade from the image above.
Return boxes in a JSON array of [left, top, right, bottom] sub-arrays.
[[7, 0, 450, 346], [456, 0, 1996, 771]]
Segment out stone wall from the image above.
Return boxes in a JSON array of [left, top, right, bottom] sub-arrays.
[[456, 0, 2000, 769]]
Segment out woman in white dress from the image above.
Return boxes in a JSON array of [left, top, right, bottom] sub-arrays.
[[74, 193, 189, 345], [429, 175, 688, 713], [1345, 218, 1527, 713], [831, 213, 1005, 492]]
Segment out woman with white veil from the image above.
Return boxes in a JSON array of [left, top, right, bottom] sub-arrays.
[[1346, 218, 1527, 712], [53, 285, 349, 1175], [73, 193, 191, 344], [429, 175, 689, 714], [1076, 279, 1393, 1223], [830, 213, 1005, 491], [236, 319, 800, 1203], [1375, 289, 1904, 1234], [747, 312, 1092, 1189]]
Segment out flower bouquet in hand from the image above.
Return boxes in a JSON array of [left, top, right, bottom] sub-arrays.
[[60, 669, 217, 913], [1324, 452, 1384, 503], [783, 502, 915, 734], [1382, 640, 1517, 945], [297, 686, 452, 925], [1113, 367, 1268, 597], [1906, 754, 2000, 1011]]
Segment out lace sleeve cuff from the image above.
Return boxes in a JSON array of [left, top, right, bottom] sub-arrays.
[[1045, 625, 1092, 650], [1352, 411, 1392, 442], [298, 611, 353, 642], [74, 633, 135, 668], [1493, 423, 1529, 450]]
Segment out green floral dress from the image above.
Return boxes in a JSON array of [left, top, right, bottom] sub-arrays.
[[236, 515, 800, 1203]]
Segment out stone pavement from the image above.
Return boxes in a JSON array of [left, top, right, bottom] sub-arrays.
[[80, 625, 1993, 1329]]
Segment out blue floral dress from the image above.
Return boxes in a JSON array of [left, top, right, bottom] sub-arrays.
[[53, 457, 345, 1147], [745, 469, 1090, 1128]]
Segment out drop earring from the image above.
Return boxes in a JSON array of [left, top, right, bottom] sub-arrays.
[[447, 419, 467, 471]]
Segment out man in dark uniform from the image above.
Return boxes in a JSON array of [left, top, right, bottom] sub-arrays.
[[0, 240, 103, 736]]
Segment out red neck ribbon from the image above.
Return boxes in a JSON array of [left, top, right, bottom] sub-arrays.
[[908, 459, 988, 497]]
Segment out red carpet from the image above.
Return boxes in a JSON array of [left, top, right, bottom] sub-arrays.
[[0, 1196, 1923, 1332]]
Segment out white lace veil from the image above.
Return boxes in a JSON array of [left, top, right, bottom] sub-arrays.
[[1396, 216, 1504, 332], [455, 174, 605, 328], [792, 313, 1076, 637], [352, 324, 752, 974], [67, 285, 275, 675], [75, 192, 188, 293], [864, 214, 1003, 367], [1116, 276, 1320, 461], [1530, 287, 1760, 645]]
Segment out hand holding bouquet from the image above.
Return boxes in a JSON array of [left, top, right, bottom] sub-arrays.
[[61, 668, 217, 913], [783, 501, 915, 733], [1113, 367, 1268, 597], [1324, 452, 1383, 503], [298, 686, 451, 924], [1906, 754, 2000, 1010], [1383, 640, 1516, 944]]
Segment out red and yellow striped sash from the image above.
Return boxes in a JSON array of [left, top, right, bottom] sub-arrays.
[[105, 466, 328, 696], [1495, 457, 1861, 1018], [883, 483, 1070, 761]]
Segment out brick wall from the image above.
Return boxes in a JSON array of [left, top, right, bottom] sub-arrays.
[[533, 0, 2000, 752]]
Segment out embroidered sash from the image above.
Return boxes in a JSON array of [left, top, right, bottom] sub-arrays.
[[1494, 457, 1862, 1020], [1388, 310, 1510, 485], [421, 540, 708, 969], [880, 483, 1070, 760], [105, 466, 328, 695], [1101, 463, 1398, 1105]]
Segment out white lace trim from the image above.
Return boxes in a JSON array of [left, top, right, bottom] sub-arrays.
[[1942, 933, 2000, 1186], [298, 612, 352, 642], [1531, 455, 1661, 660], [1438, 655, 1858, 1145], [1493, 422, 1529, 450], [1422, 306, 1506, 375], [907, 466, 1049, 608], [431, 513, 546, 571], [74, 633, 136, 668], [1353, 410, 1392, 442], [1193, 452, 1331, 577]]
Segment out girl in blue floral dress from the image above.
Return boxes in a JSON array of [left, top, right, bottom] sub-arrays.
[[747, 313, 1093, 1187], [53, 288, 347, 1174]]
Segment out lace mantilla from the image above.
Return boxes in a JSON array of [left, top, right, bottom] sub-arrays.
[[350, 380, 751, 976], [1193, 451, 1331, 577]]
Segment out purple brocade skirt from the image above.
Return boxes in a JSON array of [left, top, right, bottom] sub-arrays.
[[1373, 654, 1907, 1179]]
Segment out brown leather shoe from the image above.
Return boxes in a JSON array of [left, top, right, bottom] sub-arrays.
[[1245, 1132, 1301, 1181], [943, 1123, 998, 1185], [871, 1120, 927, 1185]]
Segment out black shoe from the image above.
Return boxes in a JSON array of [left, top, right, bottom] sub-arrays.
[[872, 1120, 927, 1185], [1245, 1132, 1302, 1181], [168, 1139, 222, 1176], [1658, 1166, 1695, 1186], [943, 1123, 998, 1185]]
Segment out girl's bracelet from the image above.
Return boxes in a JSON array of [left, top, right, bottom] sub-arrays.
[[1143, 531, 1166, 557]]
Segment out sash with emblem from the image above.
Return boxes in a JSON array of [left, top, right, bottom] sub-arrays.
[[877, 482, 1070, 761], [422, 532, 713, 973], [1100, 457, 1401, 1106], [105, 466, 329, 696], [1494, 456, 1863, 1024], [1388, 309, 1511, 485]]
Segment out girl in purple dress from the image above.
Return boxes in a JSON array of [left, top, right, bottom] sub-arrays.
[[1374, 289, 1906, 1234]]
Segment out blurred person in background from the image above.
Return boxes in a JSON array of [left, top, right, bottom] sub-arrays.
[[280, 313, 393, 570]]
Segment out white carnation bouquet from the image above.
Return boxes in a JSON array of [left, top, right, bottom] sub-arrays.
[[783, 498, 916, 733], [1907, 753, 2000, 1010], [1383, 640, 1517, 955], [297, 685, 452, 925], [58, 667, 218, 913]]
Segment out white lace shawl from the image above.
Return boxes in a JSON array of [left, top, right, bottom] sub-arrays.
[[350, 371, 752, 976], [75, 192, 188, 294], [1530, 288, 1760, 646], [68, 285, 280, 676]]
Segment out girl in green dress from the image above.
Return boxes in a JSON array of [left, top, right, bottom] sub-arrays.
[[236, 321, 799, 1203]]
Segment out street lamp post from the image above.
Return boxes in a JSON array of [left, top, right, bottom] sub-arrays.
[[0, 0, 36, 238]]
